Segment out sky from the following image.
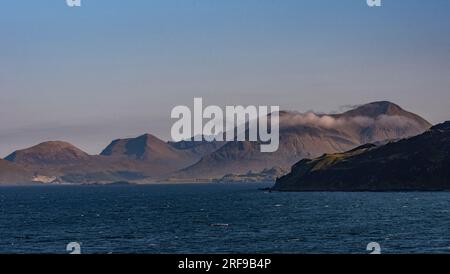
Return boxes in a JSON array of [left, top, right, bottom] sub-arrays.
[[1, 0, 450, 157]]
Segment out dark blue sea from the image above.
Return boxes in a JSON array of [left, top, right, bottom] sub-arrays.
[[1, 183, 449, 254]]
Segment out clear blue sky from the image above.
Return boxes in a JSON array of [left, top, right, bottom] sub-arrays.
[[1, 0, 450, 156]]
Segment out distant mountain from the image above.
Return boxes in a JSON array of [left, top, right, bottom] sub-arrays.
[[273, 121, 450, 191], [100, 134, 196, 169], [2, 134, 224, 184], [334, 101, 429, 123], [176, 102, 432, 179], [5, 141, 91, 165], [330, 101, 431, 144], [101, 134, 224, 170]]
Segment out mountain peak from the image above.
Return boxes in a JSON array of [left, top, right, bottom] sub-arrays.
[[101, 133, 168, 159], [137, 133, 160, 140], [5, 141, 90, 165], [340, 101, 431, 129], [342, 101, 405, 118]]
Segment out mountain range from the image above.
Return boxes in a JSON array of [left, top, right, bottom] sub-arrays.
[[174, 101, 431, 178], [0, 101, 433, 185]]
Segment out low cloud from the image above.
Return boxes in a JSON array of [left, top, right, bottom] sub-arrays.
[[279, 112, 420, 130]]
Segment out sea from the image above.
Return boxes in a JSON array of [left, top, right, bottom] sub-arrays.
[[0, 183, 449, 254]]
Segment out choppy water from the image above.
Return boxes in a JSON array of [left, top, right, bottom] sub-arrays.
[[0, 184, 449, 254]]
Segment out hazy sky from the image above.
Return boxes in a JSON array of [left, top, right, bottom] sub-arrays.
[[1, 0, 450, 157]]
